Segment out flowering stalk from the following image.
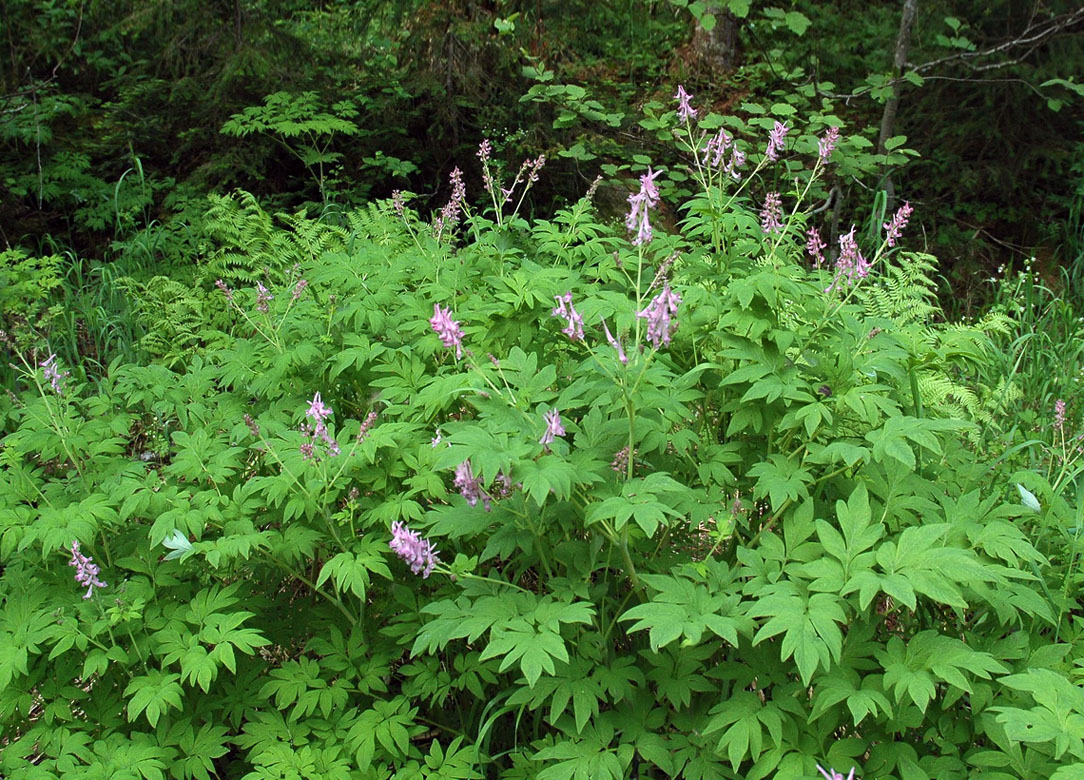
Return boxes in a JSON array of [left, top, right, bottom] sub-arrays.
[[552, 292, 586, 341], [454, 459, 492, 511], [539, 409, 565, 449], [760, 192, 784, 235], [69, 540, 107, 599], [477, 139, 546, 228], [626, 168, 661, 247], [637, 283, 682, 349], [299, 392, 340, 461], [389, 521, 440, 578], [430, 303, 465, 359], [765, 126, 840, 259]]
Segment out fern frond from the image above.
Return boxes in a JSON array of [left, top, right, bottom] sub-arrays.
[[857, 251, 940, 326]]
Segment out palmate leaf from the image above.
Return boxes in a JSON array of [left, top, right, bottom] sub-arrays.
[[163, 720, 230, 780], [620, 573, 748, 651], [315, 534, 394, 599], [871, 523, 995, 610], [124, 669, 183, 728], [415, 593, 592, 687], [345, 697, 417, 771], [519, 455, 580, 505], [480, 618, 571, 687], [747, 582, 846, 685], [879, 632, 1008, 714], [703, 691, 785, 771], [533, 733, 632, 780], [161, 529, 194, 561], [506, 657, 608, 733], [993, 668, 1084, 761]]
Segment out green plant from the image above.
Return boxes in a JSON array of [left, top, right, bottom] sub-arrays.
[[1, 86, 1081, 780], [221, 92, 363, 203]]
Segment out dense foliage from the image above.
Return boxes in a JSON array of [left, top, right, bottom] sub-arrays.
[[4, 90, 1084, 779], [4, 3, 1084, 779]]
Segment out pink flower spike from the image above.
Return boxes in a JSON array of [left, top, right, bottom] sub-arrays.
[[818, 126, 840, 164], [454, 460, 492, 511], [307, 392, 332, 424], [551, 292, 585, 341], [430, 303, 464, 359], [40, 353, 68, 395], [702, 129, 732, 168], [1055, 399, 1067, 432], [637, 283, 682, 349], [69, 540, 107, 599], [826, 226, 871, 292], [389, 521, 440, 578], [760, 192, 784, 235], [816, 766, 856, 780], [539, 409, 565, 448], [883, 201, 913, 247], [602, 318, 628, 364], [806, 227, 827, 268], [256, 282, 273, 313], [626, 167, 662, 246], [215, 278, 234, 301], [765, 121, 789, 161], [674, 85, 697, 122]]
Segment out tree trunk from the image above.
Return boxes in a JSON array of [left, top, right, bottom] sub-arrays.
[[233, 0, 243, 50], [877, 0, 919, 211], [691, 4, 742, 75]]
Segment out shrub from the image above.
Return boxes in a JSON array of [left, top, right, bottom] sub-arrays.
[[1, 88, 1079, 780]]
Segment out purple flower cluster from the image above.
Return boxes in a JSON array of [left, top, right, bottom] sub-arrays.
[[818, 126, 840, 164], [357, 410, 378, 443], [806, 227, 827, 268], [300, 392, 340, 460], [602, 319, 628, 364], [826, 227, 871, 292], [41, 354, 68, 395], [626, 168, 661, 246], [817, 766, 856, 780], [392, 189, 406, 218], [256, 282, 273, 313], [760, 192, 784, 235], [434, 167, 467, 239], [637, 283, 682, 349], [539, 409, 565, 448], [389, 521, 440, 578], [500, 154, 546, 203], [702, 129, 745, 180], [477, 139, 497, 198], [215, 278, 233, 301], [455, 460, 492, 511], [69, 540, 107, 599], [430, 303, 464, 359], [765, 121, 789, 161], [291, 279, 308, 302], [883, 201, 913, 247], [1055, 399, 1067, 432], [552, 292, 585, 341], [611, 445, 633, 474], [674, 85, 697, 123]]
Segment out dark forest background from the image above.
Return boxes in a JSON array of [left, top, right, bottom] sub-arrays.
[[3, 0, 1083, 328]]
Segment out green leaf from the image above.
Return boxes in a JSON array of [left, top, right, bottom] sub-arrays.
[[161, 529, 194, 561], [1016, 483, 1041, 513], [125, 670, 183, 728], [784, 11, 810, 35], [748, 584, 846, 685], [620, 574, 748, 650], [480, 620, 569, 687]]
